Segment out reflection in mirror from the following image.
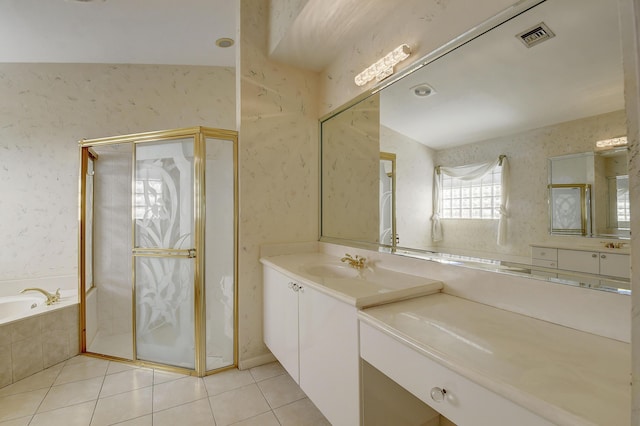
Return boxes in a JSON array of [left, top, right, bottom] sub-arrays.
[[549, 149, 629, 238], [320, 0, 630, 293]]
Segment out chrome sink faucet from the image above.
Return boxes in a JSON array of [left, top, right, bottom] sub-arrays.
[[21, 288, 61, 305], [341, 253, 367, 270]]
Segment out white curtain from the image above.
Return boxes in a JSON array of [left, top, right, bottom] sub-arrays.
[[431, 156, 509, 245]]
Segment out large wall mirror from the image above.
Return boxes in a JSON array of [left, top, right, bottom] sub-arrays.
[[320, 0, 631, 294]]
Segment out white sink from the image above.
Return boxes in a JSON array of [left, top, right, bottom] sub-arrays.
[[303, 264, 361, 279]]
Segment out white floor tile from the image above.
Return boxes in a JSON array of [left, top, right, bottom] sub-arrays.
[[257, 373, 306, 409], [232, 411, 281, 426], [29, 400, 95, 426], [152, 370, 185, 385], [90, 387, 152, 426], [54, 358, 109, 386], [153, 398, 215, 426], [0, 356, 330, 426], [0, 364, 63, 397], [106, 361, 138, 376], [111, 414, 152, 425], [274, 398, 331, 426], [209, 384, 271, 426], [152, 376, 208, 412], [37, 377, 103, 413], [99, 368, 153, 398], [203, 368, 255, 396], [0, 388, 48, 422], [0, 415, 32, 426], [249, 361, 285, 382]]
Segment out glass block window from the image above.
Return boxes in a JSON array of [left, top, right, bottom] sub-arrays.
[[440, 167, 502, 219]]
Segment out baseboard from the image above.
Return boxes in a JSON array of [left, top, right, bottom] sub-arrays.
[[238, 352, 277, 370]]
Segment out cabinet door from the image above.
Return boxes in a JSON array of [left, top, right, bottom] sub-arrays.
[[557, 249, 599, 274], [298, 284, 360, 426], [599, 253, 630, 279], [263, 267, 300, 383]]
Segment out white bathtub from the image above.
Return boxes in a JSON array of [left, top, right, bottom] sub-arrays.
[[0, 275, 80, 388], [0, 274, 78, 326], [0, 295, 45, 324]]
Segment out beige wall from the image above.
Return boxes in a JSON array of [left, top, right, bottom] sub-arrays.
[[434, 110, 627, 261], [237, 0, 319, 366], [0, 63, 235, 282]]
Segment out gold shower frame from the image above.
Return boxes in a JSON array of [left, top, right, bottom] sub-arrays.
[[78, 126, 238, 377]]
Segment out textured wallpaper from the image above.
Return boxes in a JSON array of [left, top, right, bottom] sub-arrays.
[[0, 63, 235, 281], [238, 0, 319, 365]]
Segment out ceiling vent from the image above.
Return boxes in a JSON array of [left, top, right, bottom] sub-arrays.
[[516, 22, 555, 48]]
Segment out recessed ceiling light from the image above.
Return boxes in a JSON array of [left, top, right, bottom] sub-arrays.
[[412, 84, 435, 97], [215, 38, 235, 48]]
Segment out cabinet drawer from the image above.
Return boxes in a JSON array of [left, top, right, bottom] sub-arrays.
[[557, 249, 599, 274], [359, 322, 552, 426], [531, 258, 557, 269], [531, 247, 557, 261]]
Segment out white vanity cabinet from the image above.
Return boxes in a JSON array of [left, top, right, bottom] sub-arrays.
[[263, 266, 300, 382], [531, 245, 630, 279], [557, 248, 630, 279], [263, 265, 360, 426], [599, 252, 630, 277]]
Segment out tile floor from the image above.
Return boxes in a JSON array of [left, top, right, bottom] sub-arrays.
[[0, 355, 330, 425]]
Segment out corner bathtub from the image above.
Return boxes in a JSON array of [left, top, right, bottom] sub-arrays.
[[0, 276, 79, 388]]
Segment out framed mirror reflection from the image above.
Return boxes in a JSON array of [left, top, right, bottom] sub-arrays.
[[320, 0, 631, 293]]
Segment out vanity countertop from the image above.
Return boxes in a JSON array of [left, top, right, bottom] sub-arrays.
[[359, 293, 630, 426], [260, 252, 443, 308]]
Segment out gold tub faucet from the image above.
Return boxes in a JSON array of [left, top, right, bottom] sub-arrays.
[[21, 288, 61, 305], [341, 253, 367, 270]]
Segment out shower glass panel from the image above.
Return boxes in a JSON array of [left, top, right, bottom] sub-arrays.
[[86, 143, 134, 360], [134, 138, 196, 368], [205, 137, 235, 371]]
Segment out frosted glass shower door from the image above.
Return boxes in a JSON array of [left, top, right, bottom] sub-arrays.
[[134, 139, 196, 369], [205, 137, 236, 371]]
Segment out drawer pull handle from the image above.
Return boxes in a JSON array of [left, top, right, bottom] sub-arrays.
[[601, 254, 606, 259], [592, 253, 597, 258], [430, 387, 446, 403]]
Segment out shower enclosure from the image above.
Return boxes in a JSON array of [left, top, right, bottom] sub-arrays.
[[78, 127, 237, 376]]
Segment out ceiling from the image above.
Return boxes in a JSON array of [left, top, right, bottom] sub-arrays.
[[379, 0, 624, 149], [0, 0, 236, 66], [269, 0, 401, 72]]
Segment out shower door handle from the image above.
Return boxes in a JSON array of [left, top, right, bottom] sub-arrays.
[[132, 248, 197, 258]]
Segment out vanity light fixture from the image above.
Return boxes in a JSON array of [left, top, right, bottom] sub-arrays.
[[354, 44, 412, 87], [595, 136, 627, 150]]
